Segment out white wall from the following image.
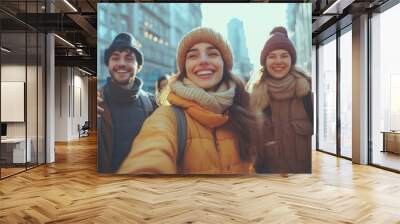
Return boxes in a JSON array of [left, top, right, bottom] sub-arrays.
[[55, 67, 69, 141], [72, 73, 89, 138], [55, 67, 89, 141]]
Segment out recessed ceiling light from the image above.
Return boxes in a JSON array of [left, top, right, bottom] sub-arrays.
[[1, 47, 11, 53], [78, 67, 92, 76], [323, 0, 354, 15], [54, 34, 75, 48], [63, 0, 78, 12]]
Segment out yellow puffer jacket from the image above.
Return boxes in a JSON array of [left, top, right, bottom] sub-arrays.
[[118, 92, 253, 174]]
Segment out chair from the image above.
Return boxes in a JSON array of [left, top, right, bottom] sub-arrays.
[[78, 121, 90, 138]]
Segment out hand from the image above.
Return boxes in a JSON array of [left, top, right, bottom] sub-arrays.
[[97, 91, 104, 117]]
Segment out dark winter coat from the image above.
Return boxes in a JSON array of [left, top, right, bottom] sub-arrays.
[[97, 77, 157, 173]]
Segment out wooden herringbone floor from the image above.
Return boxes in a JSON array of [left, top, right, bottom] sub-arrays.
[[1, 134, 400, 224]]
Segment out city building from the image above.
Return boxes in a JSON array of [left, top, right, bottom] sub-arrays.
[[287, 3, 312, 74], [227, 18, 253, 82], [97, 3, 202, 93]]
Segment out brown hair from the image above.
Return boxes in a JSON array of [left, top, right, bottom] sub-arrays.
[[224, 71, 260, 162], [176, 67, 260, 162]]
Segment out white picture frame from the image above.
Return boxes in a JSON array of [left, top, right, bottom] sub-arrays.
[[1, 81, 25, 122]]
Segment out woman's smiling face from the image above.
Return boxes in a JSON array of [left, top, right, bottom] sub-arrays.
[[185, 42, 224, 91], [265, 49, 292, 79]]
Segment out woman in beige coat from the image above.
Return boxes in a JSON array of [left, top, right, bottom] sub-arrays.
[[249, 26, 313, 173]]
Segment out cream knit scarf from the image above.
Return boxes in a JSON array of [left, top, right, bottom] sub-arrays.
[[170, 78, 236, 114]]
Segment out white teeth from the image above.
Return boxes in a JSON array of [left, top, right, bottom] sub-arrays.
[[196, 70, 213, 75], [117, 70, 128, 73]]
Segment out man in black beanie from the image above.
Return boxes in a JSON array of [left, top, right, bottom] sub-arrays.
[[97, 33, 157, 173]]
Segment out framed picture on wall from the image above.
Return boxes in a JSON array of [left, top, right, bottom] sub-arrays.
[[1, 81, 25, 122]]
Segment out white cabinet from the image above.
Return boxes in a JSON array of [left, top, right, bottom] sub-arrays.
[[1, 138, 31, 163]]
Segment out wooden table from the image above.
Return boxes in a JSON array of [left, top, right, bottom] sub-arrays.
[[381, 131, 400, 154]]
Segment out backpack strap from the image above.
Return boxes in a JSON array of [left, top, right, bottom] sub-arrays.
[[172, 105, 187, 172], [263, 105, 272, 118], [303, 92, 314, 131], [139, 90, 154, 117]]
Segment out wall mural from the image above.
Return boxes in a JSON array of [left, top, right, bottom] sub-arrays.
[[97, 3, 313, 174]]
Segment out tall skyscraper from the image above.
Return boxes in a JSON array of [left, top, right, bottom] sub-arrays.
[[287, 4, 312, 74], [98, 3, 202, 92], [227, 18, 253, 82]]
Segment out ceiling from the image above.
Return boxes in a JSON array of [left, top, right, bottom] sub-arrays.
[[312, 0, 390, 44], [0, 0, 98, 74], [0, 0, 396, 75]]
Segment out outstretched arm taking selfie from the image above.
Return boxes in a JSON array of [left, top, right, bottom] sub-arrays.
[[118, 106, 179, 174]]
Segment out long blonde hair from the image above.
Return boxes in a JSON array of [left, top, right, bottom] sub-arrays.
[[247, 66, 311, 113]]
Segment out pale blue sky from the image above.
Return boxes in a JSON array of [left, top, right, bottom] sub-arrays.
[[201, 3, 288, 73]]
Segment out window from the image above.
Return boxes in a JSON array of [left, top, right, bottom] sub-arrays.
[[318, 36, 337, 154], [371, 3, 400, 171], [340, 28, 352, 158], [390, 74, 400, 130]]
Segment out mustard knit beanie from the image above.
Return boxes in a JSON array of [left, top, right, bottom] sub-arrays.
[[176, 27, 233, 73]]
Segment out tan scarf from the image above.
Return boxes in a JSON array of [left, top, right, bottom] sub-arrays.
[[250, 70, 310, 113], [170, 78, 236, 114], [266, 74, 296, 100]]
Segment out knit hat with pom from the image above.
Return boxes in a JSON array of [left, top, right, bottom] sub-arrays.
[[176, 27, 233, 73], [260, 26, 296, 66]]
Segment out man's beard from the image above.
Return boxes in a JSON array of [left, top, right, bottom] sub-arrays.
[[109, 70, 135, 86]]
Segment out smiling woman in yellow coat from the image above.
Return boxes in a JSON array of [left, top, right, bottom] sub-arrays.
[[118, 27, 259, 174]]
